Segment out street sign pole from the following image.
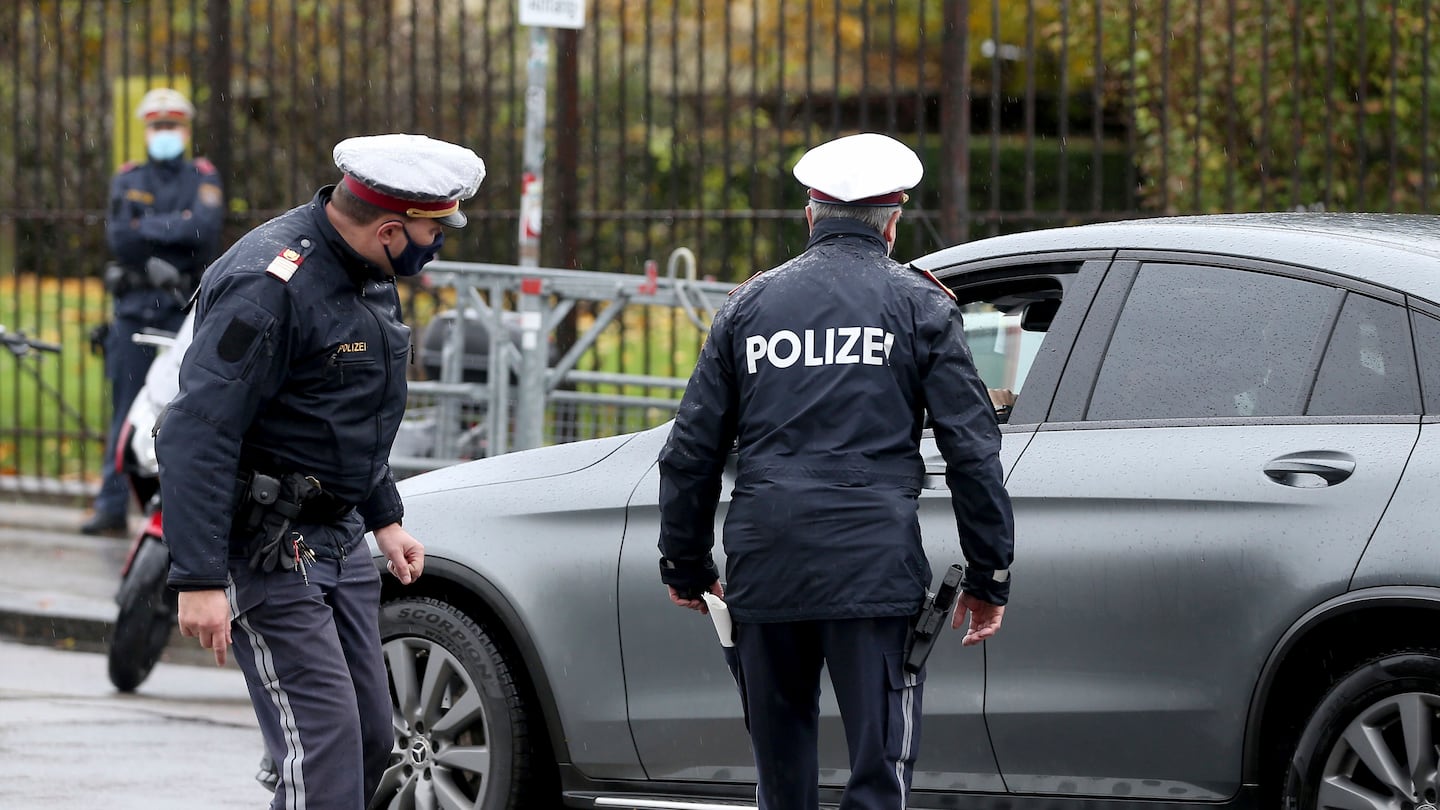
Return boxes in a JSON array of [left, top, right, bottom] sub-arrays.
[[515, 1, 584, 450], [518, 25, 549, 270]]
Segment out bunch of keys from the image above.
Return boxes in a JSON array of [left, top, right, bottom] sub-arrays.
[[292, 534, 317, 585]]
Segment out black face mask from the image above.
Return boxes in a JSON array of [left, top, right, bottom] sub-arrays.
[[383, 222, 444, 277]]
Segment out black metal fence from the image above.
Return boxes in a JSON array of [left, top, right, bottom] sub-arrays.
[[3, 0, 1437, 490]]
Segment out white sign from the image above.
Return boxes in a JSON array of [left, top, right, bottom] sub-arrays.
[[518, 0, 586, 29]]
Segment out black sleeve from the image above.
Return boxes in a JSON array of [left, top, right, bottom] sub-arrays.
[[106, 172, 151, 267], [918, 298, 1016, 605], [134, 164, 225, 251], [359, 466, 404, 532], [157, 269, 293, 590], [656, 306, 739, 592]]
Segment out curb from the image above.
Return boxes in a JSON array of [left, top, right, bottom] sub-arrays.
[[0, 500, 113, 535], [0, 505, 214, 667], [0, 590, 212, 666], [0, 476, 94, 509], [0, 607, 115, 655]]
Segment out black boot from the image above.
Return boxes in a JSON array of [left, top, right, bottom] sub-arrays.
[[80, 511, 127, 535]]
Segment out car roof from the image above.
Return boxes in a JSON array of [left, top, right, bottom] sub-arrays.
[[912, 213, 1440, 303]]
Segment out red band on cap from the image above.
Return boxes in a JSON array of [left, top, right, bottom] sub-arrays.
[[142, 111, 190, 122], [808, 188, 907, 206], [342, 175, 459, 219]]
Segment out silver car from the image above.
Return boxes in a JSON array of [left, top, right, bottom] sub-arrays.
[[371, 214, 1440, 810]]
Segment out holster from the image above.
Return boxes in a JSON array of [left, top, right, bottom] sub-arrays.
[[88, 322, 110, 357], [235, 471, 321, 573], [903, 564, 965, 674], [102, 262, 148, 297], [102, 258, 194, 307]]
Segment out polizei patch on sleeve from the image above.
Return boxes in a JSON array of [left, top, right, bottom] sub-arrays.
[[265, 247, 305, 282]]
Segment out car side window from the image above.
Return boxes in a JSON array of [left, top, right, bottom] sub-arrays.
[[1409, 312, 1440, 414], [956, 274, 1071, 422], [1307, 293, 1419, 416], [1087, 263, 1336, 421]]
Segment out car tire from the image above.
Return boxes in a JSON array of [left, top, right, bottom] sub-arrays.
[[1281, 649, 1440, 810], [107, 536, 176, 692], [374, 597, 548, 810]]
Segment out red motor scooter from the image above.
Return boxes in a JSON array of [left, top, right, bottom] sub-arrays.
[[107, 313, 192, 692]]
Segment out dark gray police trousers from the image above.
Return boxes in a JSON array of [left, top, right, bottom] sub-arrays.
[[734, 615, 922, 810], [225, 515, 392, 810]]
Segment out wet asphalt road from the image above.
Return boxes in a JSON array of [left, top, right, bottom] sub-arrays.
[[0, 639, 265, 809]]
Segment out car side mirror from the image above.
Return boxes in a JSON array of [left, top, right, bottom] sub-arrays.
[[1021, 298, 1061, 332]]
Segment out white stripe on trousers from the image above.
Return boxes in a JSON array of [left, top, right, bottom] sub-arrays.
[[232, 582, 309, 810], [893, 670, 918, 810]]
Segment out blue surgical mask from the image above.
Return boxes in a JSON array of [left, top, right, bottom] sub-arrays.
[[147, 131, 186, 161], [383, 223, 444, 277]]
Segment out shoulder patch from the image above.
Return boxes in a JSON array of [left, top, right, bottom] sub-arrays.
[[916, 267, 957, 302], [265, 247, 307, 282], [118, 161, 138, 174], [194, 157, 217, 175], [198, 182, 223, 208]]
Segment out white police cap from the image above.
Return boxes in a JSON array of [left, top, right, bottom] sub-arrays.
[[793, 132, 923, 206], [135, 88, 195, 123], [333, 134, 487, 228]]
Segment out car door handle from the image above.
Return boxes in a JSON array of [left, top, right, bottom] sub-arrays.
[[1263, 452, 1356, 487]]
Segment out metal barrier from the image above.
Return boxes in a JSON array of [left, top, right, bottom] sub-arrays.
[[394, 251, 734, 472]]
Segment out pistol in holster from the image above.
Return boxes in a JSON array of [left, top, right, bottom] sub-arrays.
[[903, 564, 965, 674], [236, 471, 321, 573]]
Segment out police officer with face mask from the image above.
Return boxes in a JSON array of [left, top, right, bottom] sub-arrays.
[[658, 133, 1014, 810], [156, 134, 485, 809], [83, 87, 225, 535]]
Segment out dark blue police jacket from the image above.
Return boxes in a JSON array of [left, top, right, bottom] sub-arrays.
[[158, 187, 408, 590], [106, 156, 224, 320], [658, 217, 1014, 623]]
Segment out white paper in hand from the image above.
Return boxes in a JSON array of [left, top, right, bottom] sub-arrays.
[[701, 592, 734, 647]]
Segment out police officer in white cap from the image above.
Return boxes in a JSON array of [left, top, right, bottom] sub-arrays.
[[84, 87, 225, 535], [157, 134, 485, 808], [658, 132, 1014, 810]]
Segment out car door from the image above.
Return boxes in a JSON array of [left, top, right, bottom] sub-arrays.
[[986, 256, 1422, 801], [618, 461, 755, 785], [911, 255, 1107, 793]]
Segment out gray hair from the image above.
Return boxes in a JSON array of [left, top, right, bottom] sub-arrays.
[[807, 200, 901, 233]]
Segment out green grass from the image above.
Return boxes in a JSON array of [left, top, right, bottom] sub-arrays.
[[0, 274, 111, 482]]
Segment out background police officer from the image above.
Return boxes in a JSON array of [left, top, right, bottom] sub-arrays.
[[658, 133, 1014, 810], [157, 134, 484, 809], [84, 87, 225, 535]]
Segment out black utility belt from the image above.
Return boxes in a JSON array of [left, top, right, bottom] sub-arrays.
[[234, 469, 356, 524], [297, 492, 356, 523], [234, 469, 355, 574], [103, 262, 188, 296]]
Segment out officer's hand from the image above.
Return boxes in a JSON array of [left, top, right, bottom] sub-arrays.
[[953, 592, 1005, 646], [375, 523, 425, 585], [178, 589, 232, 667], [667, 581, 723, 614]]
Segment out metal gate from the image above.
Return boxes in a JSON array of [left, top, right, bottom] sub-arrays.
[[3, 0, 1438, 492]]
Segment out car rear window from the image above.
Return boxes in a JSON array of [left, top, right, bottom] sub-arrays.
[[1088, 263, 1336, 420], [1307, 293, 1419, 416]]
